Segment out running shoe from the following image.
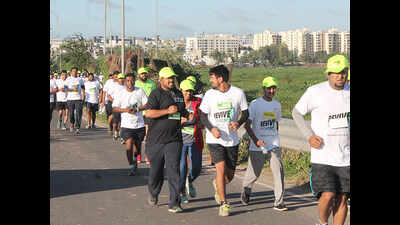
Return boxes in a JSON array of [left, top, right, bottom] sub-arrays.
[[168, 206, 183, 213], [70, 127, 74, 133], [273, 204, 288, 211], [62, 124, 67, 130], [91, 124, 96, 129], [137, 154, 142, 163], [120, 138, 125, 145], [188, 183, 196, 198], [212, 179, 221, 204], [75, 129, 80, 135], [181, 194, 189, 204], [148, 195, 158, 206], [145, 156, 150, 165], [128, 162, 137, 176], [240, 187, 251, 205], [219, 202, 230, 216], [86, 124, 91, 129], [57, 119, 62, 129]]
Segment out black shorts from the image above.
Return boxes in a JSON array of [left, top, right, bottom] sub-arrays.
[[311, 163, 350, 199], [56, 102, 68, 111], [86, 102, 99, 111], [106, 102, 113, 116], [112, 111, 121, 124], [120, 127, 146, 142], [207, 144, 239, 170]]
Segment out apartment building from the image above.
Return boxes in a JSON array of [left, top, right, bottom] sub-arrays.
[[340, 31, 350, 54], [252, 30, 282, 50], [279, 29, 312, 57], [185, 34, 239, 57]]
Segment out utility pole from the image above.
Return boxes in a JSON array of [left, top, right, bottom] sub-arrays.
[[155, 0, 158, 58], [109, 1, 113, 55], [121, 0, 125, 75], [104, 0, 107, 55]]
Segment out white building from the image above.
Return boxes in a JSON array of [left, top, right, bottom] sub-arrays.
[[185, 34, 239, 57], [279, 29, 312, 57], [252, 30, 282, 50], [340, 31, 350, 54]]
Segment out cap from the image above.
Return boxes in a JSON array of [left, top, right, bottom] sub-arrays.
[[117, 73, 125, 79], [186, 76, 196, 83], [347, 69, 350, 81], [325, 55, 349, 73], [180, 79, 195, 91], [159, 67, 177, 78], [262, 76, 278, 88], [138, 67, 149, 74]]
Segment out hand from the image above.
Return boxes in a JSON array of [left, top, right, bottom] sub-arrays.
[[309, 135, 324, 149], [228, 121, 239, 131], [211, 127, 221, 139], [188, 112, 194, 121], [167, 105, 178, 114], [181, 117, 188, 123], [100, 102, 105, 108], [256, 140, 265, 148], [128, 107, 137, 114]]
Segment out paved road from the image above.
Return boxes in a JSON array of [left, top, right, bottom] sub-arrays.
[[50, 112, 349, 225]]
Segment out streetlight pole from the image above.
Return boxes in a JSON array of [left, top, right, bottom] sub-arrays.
[[155, 0, 158, 58], [104, 0, 107, 55], [121, 0, 125, 75]]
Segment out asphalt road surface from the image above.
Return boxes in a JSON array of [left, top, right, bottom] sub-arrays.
[[50, 111, 350, 225]]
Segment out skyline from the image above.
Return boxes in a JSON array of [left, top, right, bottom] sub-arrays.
[[50, 0, 350, 39]]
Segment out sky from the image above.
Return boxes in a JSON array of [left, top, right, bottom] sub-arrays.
[[50, 0, 350, 39]]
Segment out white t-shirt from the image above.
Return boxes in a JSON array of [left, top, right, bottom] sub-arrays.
[[294, 81, 350, 167], [103, 79, 118, 104], [65, 76, 85, 101], [55, 79, 68, 102], [112, 88, 148, 129], [84, 80, 103, 104], [108, 83, 125, 101], [248, 97, 282, 151], [50, 79, 56, 103], [199, 85, 248, 147]]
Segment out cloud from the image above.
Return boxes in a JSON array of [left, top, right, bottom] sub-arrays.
[[161, 20, 194, 33]]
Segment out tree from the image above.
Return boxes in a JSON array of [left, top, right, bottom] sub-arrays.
[[60, 33, 95, 71]]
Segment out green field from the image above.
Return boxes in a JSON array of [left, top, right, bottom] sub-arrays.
[[197, 66, 326, 119]]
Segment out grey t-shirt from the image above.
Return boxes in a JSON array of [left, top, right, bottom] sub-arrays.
[[182, 103, 195, 144]]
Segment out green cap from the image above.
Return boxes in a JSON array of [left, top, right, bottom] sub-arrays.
[[54, 73, 58, 76], [186, 76, 197, 83], [325, 55, 349, 73], [117, 73, 125, 79], [347, 69, 350, 81], [262, 76, 278, 88], [138, 67, 149, 74], [159, 67, 177, 78], [180, 79, 195, 91]]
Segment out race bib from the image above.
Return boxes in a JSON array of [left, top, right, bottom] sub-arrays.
[[182, 127, 194, 135], [262, 112, 275, 119], [168, 112, 181, 120], [89, 88, 96, 93], [214, 101, 233, 122]]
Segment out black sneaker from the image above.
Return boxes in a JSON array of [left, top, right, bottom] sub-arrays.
[[240, 187, 251, 205], [128, 163, 137, 176], [273, 203, 288, 211], [148, 195, 158, 206]]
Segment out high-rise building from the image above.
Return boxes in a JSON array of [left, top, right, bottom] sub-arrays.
[[252, 30, 281, 50], [185, 34, 239, 57], [340, 31, 350, 54], [279, 28, 312, 57]]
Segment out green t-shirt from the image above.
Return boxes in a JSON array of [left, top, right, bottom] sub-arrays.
[[135, 79, 157, 116]]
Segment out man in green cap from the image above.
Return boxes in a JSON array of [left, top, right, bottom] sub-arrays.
[[292, 54, 350, 225], [240, 76, 287, 211], [145, 67, 189, 213], [135, 67, 156, 164]]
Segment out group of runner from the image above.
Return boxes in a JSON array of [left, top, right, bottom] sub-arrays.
[[50, 54, 350, 225]]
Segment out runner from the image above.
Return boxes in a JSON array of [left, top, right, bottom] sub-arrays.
[[112, 73, 148, 176], [109, 73, 126, 141], [102, 71, 119, 136], [134, 67, 156, 164], [50, 72, 57, 126], [178, 79, 204, 204], [145, 67, 189, 213], [84, 73, 103, 129], [199, 65, 249, 216], [186, 75, 204, 99], [55, 70, 69, 130], [240, 76, 288, 211], [292, 54, 350, 225], [65, 67, 85, 134]]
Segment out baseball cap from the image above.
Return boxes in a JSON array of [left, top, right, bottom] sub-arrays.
[[159, 67, 177, 79], [325, 55, 349, 73], [138, 67, 149, 74], [186, 76, 197, 83], [347, 69, 350, 81], [262, 76, 278, 88], [117, 73, 125, 79], [180, 79, 195, 91]]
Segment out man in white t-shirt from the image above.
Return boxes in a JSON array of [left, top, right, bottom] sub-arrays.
[[55, 70, 69, 130], [112, 73, 148, 176], [50, 72, 57, 125], [292, 55, 350, 225], [109, 73, 126, 141], [240, 76, 287, 211], [199, 65, 249, 217], [84, 73, 103, 129], [65, 67, 86, 134], [102, 71, 119, 135]]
